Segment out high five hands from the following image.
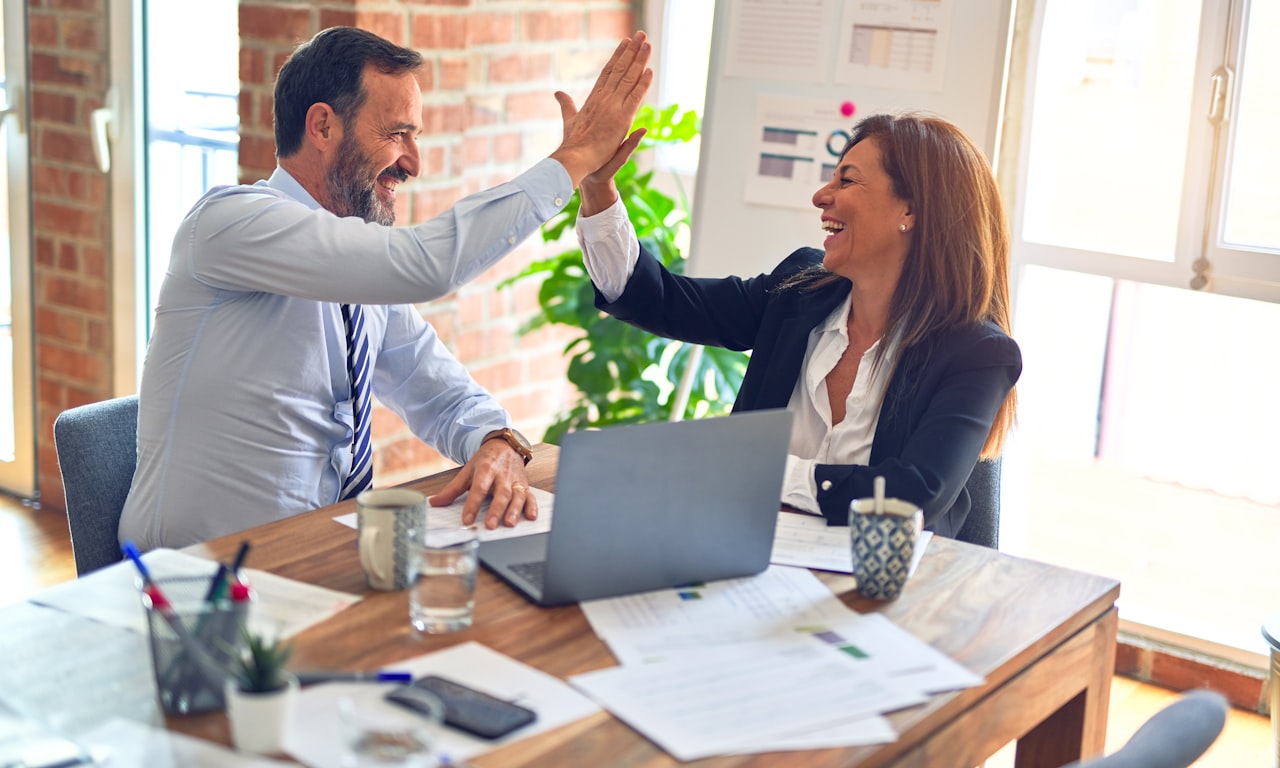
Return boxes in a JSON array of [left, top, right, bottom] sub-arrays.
[[550, 31, 654, 189]]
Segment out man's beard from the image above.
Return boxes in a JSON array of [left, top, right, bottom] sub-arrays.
[[327, 134, 402, 226]]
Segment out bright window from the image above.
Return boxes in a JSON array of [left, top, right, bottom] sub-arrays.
[[1020, 0, 1202, 262], [1007, 0, 1279, 660]]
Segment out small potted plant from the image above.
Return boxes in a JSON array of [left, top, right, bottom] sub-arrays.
[[223, 627, 298, 755]]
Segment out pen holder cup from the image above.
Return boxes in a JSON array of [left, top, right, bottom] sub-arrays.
[[141, 576, 244, 715]]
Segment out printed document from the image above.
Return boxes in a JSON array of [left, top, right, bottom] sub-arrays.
[[571, 642, 925, 761], [576, 565, 982, 758]]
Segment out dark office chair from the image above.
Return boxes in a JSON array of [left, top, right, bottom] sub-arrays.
[[956, 458, 1001, 549], [1059, 688, 1228, 768], [53, 394, 139, 576]]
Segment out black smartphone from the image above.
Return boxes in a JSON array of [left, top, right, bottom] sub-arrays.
[[384, 675, 537, 740]]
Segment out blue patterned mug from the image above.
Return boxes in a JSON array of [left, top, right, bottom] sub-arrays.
[[849, 497, 923, 600], [356, 488, 427, 590]]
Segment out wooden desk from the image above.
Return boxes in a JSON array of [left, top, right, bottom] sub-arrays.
[[175, 444, 1119, 768]]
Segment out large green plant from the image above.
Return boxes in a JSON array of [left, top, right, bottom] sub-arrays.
[[502, 105, 748, 444]]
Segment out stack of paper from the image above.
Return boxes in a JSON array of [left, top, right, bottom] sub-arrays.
[[572, 564, 981, 761]]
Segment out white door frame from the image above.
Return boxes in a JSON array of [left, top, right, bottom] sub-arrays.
[[0, 1, 36, 498], [106, 0, 145, 395]]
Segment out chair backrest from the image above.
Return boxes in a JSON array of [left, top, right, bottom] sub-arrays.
[[955, 457, 1001, 549], [1060, 689, 1228, 768], [53, 395, 139, 576]]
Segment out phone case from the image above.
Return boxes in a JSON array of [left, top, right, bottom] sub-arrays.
[[385, 675, 537, 740]]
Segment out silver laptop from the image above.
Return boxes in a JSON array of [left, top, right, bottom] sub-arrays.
[[479, 408, 794, 607]]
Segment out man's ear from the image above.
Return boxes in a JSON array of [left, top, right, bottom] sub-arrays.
[[305, 103, 337, 147]]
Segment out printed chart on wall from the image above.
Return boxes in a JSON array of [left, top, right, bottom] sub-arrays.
[[836, 0, 954, 92], [746, 94, 890, 211], [721, 0, 953, 91], [689, 0, 1009, 279]]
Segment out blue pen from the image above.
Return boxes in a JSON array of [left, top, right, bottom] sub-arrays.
[[122, 540, 153, 585], [295, 670, 413, 685]]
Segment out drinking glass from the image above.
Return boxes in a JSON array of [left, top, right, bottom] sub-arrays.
[[339, 693, 441, 768], [409, 525, 479, 634]]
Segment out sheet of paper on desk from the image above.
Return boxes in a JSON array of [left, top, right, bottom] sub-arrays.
[[285, 641, 600, 768], [570, 641, 926, 761], [28, 548, 360, 639], [332, 486, 554, 540], [771, 510, 933, 574], [580, 564, 858, 665], [77, 717, 293, 767]]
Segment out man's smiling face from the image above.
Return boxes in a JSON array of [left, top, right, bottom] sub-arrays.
[[326, 67, 422, 225]]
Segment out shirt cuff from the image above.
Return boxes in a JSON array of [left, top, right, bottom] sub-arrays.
[[576, 197, 639, 303], [462, 419, 515, 461], [515, 158, 575, 220], [780, 454, 821, 515]]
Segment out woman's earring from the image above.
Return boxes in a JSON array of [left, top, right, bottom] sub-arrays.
[[899, 223, 908, 233]]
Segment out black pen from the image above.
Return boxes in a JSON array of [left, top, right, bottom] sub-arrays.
[[229, 540, 251, 579], [295, 670, 413, 686], [203, 562, 228, 602]]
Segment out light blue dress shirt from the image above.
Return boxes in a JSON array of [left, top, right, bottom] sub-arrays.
[[119, 159, 572, 549]]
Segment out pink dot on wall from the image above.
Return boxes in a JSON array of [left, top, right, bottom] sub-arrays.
[[840, 101, 855, 118]]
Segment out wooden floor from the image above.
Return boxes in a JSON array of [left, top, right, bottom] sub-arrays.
[[5, 493, 1272, 765]]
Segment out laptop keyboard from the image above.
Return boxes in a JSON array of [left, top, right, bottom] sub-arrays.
[[509, 560, 546, 591]]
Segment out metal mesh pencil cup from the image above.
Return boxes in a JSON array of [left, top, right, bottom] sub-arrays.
[[141, 575, 243, 715]]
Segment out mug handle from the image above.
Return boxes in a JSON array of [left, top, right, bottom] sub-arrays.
[[358, 525, 388, 583]]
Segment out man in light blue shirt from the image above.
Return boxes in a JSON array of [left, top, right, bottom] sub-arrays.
[[119, 26, 652, 549]]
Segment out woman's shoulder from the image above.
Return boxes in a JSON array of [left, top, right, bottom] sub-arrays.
[[934, 320, 1022, 364]]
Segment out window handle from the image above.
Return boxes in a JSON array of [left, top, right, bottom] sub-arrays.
[[1208, 66, 1234, 125], [90, 86, 118, 174], [0, 83, 24, 134]]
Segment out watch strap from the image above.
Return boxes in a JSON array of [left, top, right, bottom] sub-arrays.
[[481, 427, 532, 465]]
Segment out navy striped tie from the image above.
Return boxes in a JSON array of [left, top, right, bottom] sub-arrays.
[[340, 304, 373, 501]]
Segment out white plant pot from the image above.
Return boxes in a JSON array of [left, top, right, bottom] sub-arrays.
[[224, 674, 298, 755]]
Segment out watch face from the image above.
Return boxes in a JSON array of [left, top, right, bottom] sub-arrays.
[[509, 428, 532, 450], [487, 428, 532, 464]]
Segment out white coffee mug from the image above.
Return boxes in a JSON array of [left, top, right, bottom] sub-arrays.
[[356, 488, 426, 591]]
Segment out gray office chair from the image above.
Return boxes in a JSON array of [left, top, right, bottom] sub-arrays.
[[956, 458, 1001, 549], [53, 394, 139, 576], [1059, 689, 1228, 768]]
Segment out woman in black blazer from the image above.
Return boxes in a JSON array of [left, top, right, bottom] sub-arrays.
[[575, 113, 1020, 537]]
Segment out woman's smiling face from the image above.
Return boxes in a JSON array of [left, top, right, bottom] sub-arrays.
[[812, 136, 912, 280]]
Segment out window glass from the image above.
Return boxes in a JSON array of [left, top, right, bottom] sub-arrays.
[[656, 0, 714, 175], [1221, 0, 1280, 251], [1021, 0, 1201, 261], [1010, 266, 1280, 654], [143, 2, 239, 336]]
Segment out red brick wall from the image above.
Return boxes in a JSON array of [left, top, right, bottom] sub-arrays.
[[30, 0, 112, 512], [33, 0, 635, 511]]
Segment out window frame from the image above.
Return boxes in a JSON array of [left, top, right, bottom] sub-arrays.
[[1008, 0, 1275, 304]]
